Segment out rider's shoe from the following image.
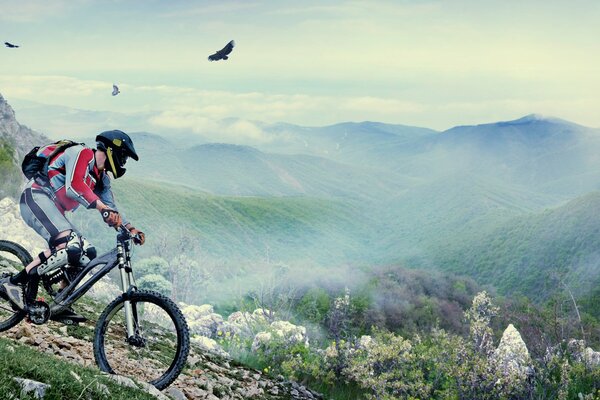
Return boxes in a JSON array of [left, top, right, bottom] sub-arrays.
[[0, 276, 25, 310], [50, 307, 87, 325]]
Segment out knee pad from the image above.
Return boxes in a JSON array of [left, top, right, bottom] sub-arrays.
[[37, 248, 69, 276], [78, 236, 97, 266], [66, 231, 83, 265]]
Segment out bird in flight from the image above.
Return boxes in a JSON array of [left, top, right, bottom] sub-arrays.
[[208, 40, 235, 62], [112, 84, 120, 96], [4, 42, 19, 48]]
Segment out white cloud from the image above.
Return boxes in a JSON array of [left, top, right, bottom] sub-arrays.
[[3, 75, 600, 138], [0, 0, 86, 22]]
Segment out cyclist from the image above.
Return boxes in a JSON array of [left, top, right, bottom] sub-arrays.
[[0, 130, 145, 322]]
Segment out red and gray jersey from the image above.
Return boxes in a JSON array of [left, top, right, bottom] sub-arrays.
[[32, 144, 124, 219]]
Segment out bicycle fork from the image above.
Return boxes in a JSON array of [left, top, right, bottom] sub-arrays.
[[117, 241, 137, 340]]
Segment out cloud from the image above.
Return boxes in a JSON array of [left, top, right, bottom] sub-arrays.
[[0, 75, 106, 99], [149, 109, 271, 143], [159, 1, 259, 18], [0, 0, 86, 22], [3, 75, 600, 138]]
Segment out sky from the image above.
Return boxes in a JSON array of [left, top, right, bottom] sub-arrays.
[[1, 0, 599, 137]]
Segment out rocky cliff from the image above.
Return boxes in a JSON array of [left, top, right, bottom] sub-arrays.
[[0, 92, 48, 159]]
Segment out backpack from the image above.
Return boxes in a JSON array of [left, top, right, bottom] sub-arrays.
[[21, 140, 84, 186]]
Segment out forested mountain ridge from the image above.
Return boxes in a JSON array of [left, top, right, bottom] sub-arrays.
[[432, 191, 600, 299]]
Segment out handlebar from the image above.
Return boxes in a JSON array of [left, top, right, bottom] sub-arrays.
[[117, 225, 143, 245]]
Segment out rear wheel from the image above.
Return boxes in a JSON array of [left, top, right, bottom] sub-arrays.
[[93, 290, 190, 389], [0, 240, 32, 331]]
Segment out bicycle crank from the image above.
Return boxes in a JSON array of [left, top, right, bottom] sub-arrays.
[[28, 300, 50, 325]]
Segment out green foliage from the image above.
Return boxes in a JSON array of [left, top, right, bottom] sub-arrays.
[[135, 256, 170, 279], [0, 139, 23, 199], [217, 291, 600, 400], [137, 273, 172, 296], [296, 287, 331, 324], [346, 328, 431, 400], [434, 192, 600, 303]]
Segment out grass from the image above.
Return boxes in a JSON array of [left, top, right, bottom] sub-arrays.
[[68, 177, 370, 263], [0, 337, 156, 400]]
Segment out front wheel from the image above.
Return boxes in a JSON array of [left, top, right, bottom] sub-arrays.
[[0, 240, 32, 331], [93, 290, 190, 390]]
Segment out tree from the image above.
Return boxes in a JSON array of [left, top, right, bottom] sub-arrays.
[[137, 274, 172, 296]]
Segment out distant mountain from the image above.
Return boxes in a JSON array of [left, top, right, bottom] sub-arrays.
[[6, 98, 154, 141], [256, 121, 438, 168], [429, 114, 600, 196], [6, 93, 600, 301], [127, 134, 409, 199]]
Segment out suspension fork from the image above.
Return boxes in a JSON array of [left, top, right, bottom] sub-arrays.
[[117, 240, 137, 338]]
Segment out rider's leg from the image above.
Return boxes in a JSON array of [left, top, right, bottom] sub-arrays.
[[0, 187, 75, 309], [24, 230, 71, 273]]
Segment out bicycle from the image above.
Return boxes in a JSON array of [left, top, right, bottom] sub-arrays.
[[0, 226, 190, 390]]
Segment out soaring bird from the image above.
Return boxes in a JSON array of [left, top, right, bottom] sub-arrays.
[[4, 42, 19, 48], [208, 40, 235, 62], [112, 84, 120, 96]]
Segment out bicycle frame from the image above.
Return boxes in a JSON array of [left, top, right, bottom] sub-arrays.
[[49, 228, 138, 337]]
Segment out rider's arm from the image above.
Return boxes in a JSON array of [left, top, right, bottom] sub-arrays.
[[64, 146, 100, 209], [94, 173, 129, 226]]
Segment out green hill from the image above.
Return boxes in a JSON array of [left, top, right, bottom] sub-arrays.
[[72, 179, 371, 263], [432, 191, 600, 300]]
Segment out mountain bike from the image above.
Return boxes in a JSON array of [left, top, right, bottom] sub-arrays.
[[0, 226, 190, 390]]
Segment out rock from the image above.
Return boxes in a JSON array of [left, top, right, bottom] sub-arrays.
[[183, 386, 211, 399], [137, 380, 171, 400], [165, 386, 187, 400], [14, 377, 51, 399], [492, 324, 532, 389], [14, 324, 35, 341], [584, 347, 600, 367], [181, 303, 214, 319], [95, 382, 111, 397], [191, 335, 229, 358], [189, 313, 225, 338], [106, 374, 138, 389]]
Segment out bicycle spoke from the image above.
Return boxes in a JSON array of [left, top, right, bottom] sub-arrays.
[[0, 242, 31, 331], [100, 299, 179, 383]]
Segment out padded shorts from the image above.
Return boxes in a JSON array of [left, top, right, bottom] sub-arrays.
[[19, 187, 74, 245]]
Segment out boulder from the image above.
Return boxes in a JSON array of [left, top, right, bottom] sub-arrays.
[[13, 377, 50, 399], [583, 347, 600, 367], [191, 335, 229, 358], [492, 324, 532, 390]]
